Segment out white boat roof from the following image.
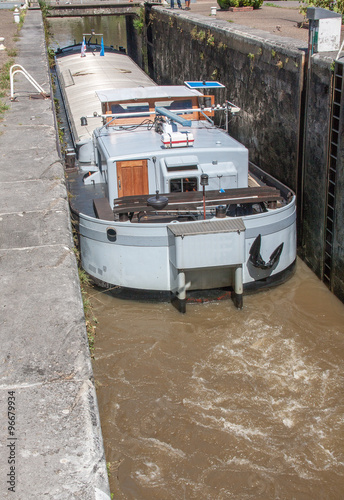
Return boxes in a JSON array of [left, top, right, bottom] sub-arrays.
[[96, 123, 246, 161], [95, 86, 203, 103], [56, 52, 156, 141]]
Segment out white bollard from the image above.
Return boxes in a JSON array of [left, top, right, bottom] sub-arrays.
[[13, 6, 20, 24], [211, 6, 217, 16], [0, 37, 6, 51]]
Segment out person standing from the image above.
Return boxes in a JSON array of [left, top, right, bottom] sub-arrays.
[[171, 0, 182, 8], [184, 0, 190, 9]]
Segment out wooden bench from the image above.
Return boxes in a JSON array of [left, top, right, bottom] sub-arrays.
[[112, 186, 282, 215], [93, 198, 114, 221]]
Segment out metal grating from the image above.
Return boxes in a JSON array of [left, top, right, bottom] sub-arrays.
[[167, 218, 246, 237]]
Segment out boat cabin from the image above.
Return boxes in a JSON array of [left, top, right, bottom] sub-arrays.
[[80, 86, 249, 210]]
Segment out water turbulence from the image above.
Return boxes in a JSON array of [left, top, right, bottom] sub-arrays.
[[91, 259, 344, 499]]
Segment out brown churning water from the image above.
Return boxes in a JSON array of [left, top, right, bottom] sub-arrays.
[[91, 259, 344, 499]]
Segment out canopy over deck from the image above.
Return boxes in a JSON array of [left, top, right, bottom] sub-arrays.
[[96, 86, 203, 104]]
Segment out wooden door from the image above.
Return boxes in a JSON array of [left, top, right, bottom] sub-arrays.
[[116, 160, 149, 197]]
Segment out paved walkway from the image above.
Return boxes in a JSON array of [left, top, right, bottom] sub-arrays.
[[0, 9, 110, 499], [186, 0, 309, 42]]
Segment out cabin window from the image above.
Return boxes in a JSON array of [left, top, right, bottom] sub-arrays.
[[170, 177, 198, 193], [158, 100, 192, 114], [111, 102, 150, 118]]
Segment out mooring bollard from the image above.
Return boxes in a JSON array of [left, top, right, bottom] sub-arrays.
[[211, 6, 217, 16], [13, 6, 20, 24], [0, 37, 6, 51]]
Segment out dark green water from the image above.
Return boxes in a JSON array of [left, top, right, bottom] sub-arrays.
[[48, 15, 127, 51]]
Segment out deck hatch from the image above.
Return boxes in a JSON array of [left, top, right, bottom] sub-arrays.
[[61, 69, 75, 88], [164, 156, 199, 171], [167, 218, 246, 237]]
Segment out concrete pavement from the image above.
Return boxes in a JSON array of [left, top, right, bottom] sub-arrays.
[[0, 9, 110, 499]]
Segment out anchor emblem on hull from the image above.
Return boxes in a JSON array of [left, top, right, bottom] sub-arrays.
[[249, 234, 284, 270]]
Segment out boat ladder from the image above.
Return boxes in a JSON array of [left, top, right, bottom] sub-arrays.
[[323, 60, 343, 289], [10, 64, 48, 101]]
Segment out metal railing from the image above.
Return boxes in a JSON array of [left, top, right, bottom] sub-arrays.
[[10, 64, 48, 100]]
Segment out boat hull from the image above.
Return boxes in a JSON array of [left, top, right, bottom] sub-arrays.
[[77, 195, 296, 295]]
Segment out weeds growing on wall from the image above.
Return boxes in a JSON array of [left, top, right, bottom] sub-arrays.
[[39, 0, 55, 67], [133, 7, 145, 34], [78, 269, 98, 356], [71, 223, 98, 355], [38, 0, 50, 18]]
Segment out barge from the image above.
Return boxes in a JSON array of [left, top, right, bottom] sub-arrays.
[[55, 46, 296, 312]]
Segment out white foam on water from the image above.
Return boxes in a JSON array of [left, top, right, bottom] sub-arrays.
[[193, 412, 268, 441], [282, 418, 294, 428], [134, 461, 163, 486], [139, 437, 186, 459]]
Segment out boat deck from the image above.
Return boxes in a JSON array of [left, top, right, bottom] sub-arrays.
[[66, 169, 108, 217], [112, 186, 282, 215], [67, 167, 283, 222]]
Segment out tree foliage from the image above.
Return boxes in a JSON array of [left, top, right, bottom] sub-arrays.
[[217, 0, 263, 9], [299, 0, 344, 18]]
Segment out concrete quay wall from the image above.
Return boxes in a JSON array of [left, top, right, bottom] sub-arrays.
[[127, 6, 344, 303], [0, 10, 110, 499]]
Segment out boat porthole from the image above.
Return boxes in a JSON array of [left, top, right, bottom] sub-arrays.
[[106, 227, 117, 242]]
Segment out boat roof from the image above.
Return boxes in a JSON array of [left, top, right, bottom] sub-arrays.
[[55, 52, 155, 141], [96, 122, 246, 161], [95, 86, 203, 103]]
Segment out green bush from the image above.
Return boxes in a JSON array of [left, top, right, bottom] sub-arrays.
[[299, 0, 344, 18], [217, 0, 263, 9]]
